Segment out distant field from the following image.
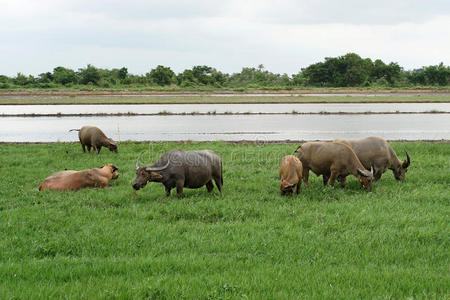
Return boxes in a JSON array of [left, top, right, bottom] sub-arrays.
[[1, 95, 450, 104], [0, 141, 448, 298]]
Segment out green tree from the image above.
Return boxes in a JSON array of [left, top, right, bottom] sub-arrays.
[[177, 69, 197, 86], [13, 73, 34, 86], [302, 53, 373, 87], [148, 65, 175, 86], [192, 65, 215, 85], [423, 63, 450, 86], [371, 59, 401, 85], [118, 67, 128, 80], [37, 72, 53, 83], [0, 75, 9, 83], [53, 67, 77, 85], [78, 64, 101, 85]]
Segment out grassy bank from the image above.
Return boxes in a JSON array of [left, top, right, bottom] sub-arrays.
[[0, 142, 448, 298], [1, 95, 450, 105]]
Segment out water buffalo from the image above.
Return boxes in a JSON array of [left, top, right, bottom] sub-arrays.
[[69, 126, 118, 154], [39, 164, 119, 191], [132, 150, 223, 198], [294, 142, 374, 190], [334, 136, 410, 181], [279, 155, 303, 196]]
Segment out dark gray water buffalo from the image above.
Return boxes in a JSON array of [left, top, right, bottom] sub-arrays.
[[294, 141, 374, 190], [132, 150, 223, 198], [334, 136, 410, 181], [70, 126, 118, 154]]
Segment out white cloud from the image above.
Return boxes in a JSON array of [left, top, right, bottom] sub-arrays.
[[0, 0, 449, 76]]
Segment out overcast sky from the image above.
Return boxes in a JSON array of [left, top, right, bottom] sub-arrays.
[[1, 0, 449, 76]]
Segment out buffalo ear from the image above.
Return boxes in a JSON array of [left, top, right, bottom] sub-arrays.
[[98, 165, 105, 169], [111, 165, 118, 172]]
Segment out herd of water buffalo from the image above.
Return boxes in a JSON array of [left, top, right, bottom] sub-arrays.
[[38, 125, 411, 197]]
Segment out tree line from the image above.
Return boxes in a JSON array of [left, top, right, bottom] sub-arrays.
[[0, 53, 448, 89]]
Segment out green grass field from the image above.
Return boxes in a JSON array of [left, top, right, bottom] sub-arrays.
[[0, 142, 448, 299], [1, 95, 450, 105]]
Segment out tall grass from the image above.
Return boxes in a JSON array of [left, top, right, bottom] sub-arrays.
[[0, 141, 448, 299]]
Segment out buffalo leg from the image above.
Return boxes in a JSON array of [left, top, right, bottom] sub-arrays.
[[165, 186, 171, 196], [206, 180, 214, 193], [96, 146, 102, 154], [213, 177, 222, 193], [82, 144, 86, 153], [302, 168, 309, 188], [375, 171, 382, 181], [176, 180, 184, 198], [87, 145, 91, 153], [329, 172, 338, 187], [322, 175, 329, 186], [296, 181, 301, 194], [338, 176, 347, 188]]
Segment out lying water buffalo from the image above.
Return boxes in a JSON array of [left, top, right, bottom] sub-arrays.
[[132, 150, 223, 198], [279, 155, 303, 196], [334, 136, 410, 181], [39, 164, 119, 191], [69, 126, 118, 154], [294, 142, 374, 190]]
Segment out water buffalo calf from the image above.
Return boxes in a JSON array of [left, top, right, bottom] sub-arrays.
[[279, 155, 303, 196], [39, 164, 119, 191]]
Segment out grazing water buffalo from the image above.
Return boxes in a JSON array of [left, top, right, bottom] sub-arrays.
[[69, 126, 118, 154], [294, 142, 374, 190], [132, 150, 223, 198], [39, 164, 119, 191], [334, 136, 410, 181], [279, 155, 303, 196]]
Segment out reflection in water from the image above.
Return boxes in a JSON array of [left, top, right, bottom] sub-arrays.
[[0, 114, 449, 142]]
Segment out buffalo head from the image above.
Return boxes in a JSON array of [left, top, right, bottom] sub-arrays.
[[107, 140, 118, 153], [394, 151, 410, 180], [280, 176, 295, 195], [357, 166, 374, 191], [132, 159, 169, 190]]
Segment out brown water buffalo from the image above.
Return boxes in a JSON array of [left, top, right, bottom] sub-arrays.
[[279, 155, 303, 196], [132, 150, 223, 198], [39, 164, 119, 191], [69, 126, 118, 154], [294, 142, 374, 190], [334, 136, 410, 181]]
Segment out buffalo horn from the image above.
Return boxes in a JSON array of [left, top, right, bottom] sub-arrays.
[[135, 159, 140, 170], [403, 150, 410, 168], [145, 160, 170, 172], [358, 168, 372, 178]]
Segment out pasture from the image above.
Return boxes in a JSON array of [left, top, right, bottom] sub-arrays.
[[0, 141, 448, 299], [1, 94, 450, 105]]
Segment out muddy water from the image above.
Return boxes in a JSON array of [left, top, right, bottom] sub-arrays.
[[1, 114, 449, 142], [1, 103, 450, 115]]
